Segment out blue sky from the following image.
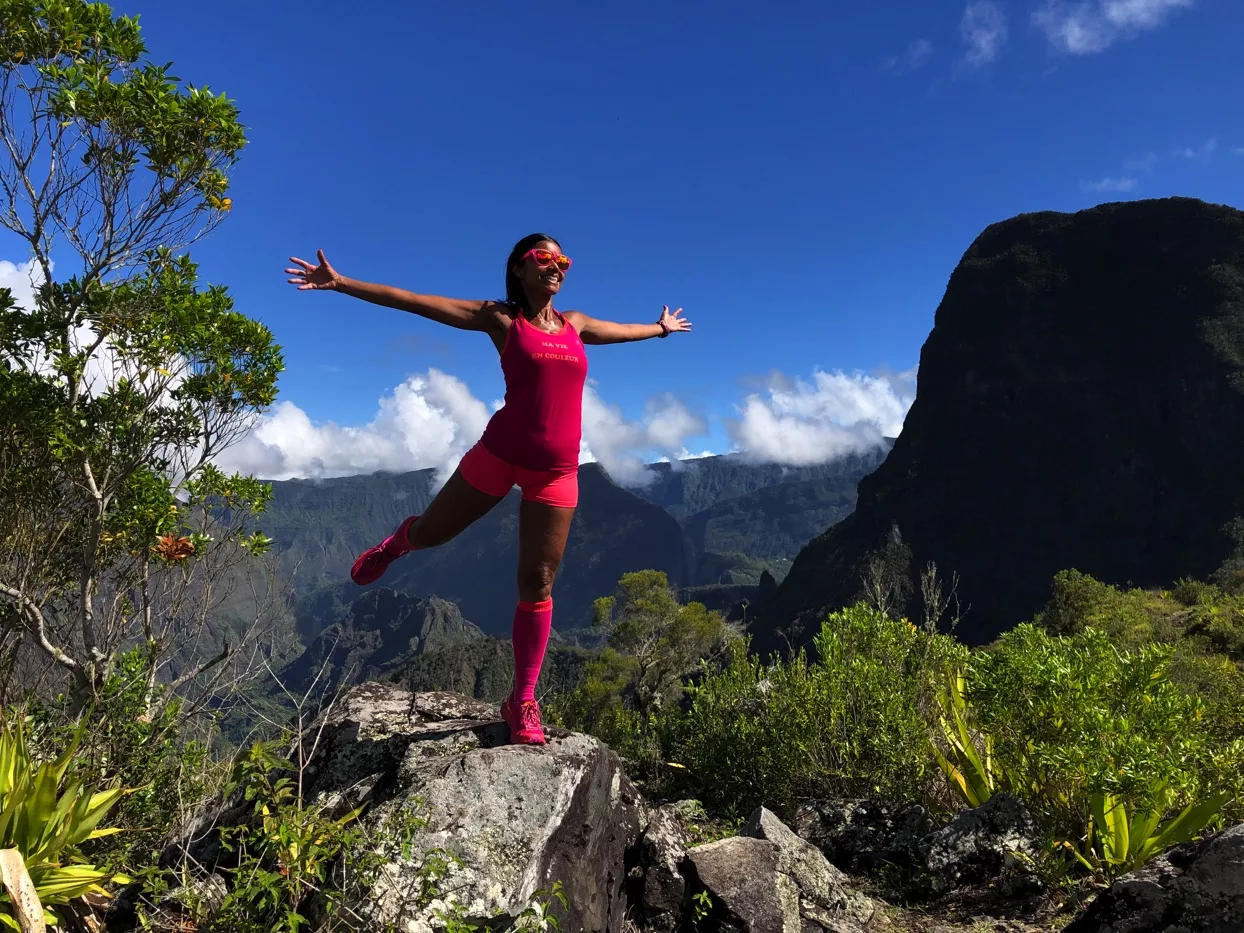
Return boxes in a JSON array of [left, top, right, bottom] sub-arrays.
[[4, 0, 1243, 483]]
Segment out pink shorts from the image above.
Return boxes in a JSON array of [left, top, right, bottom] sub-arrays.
[[458, 442, 579, 509]]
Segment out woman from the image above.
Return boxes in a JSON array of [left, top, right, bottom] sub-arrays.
[[285, 234, 692, 744]]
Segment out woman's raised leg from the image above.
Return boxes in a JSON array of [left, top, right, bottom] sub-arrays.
[[350, 468, 505, 585], [407, 469, 507, 548]]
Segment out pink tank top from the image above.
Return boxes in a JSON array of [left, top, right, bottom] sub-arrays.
[[478, 310, 588, 471]]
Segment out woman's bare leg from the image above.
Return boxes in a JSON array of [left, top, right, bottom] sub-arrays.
[[406, 469, 506, 548], [515, 500, 575, 602], [351, 468, 507, 585]]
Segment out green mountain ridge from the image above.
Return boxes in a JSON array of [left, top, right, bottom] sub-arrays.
[[629, 446, 892, 520], [256, 448, 890, 643]]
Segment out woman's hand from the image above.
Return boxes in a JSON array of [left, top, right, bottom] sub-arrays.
[[286, 249, 342, 290], [659, 305, 692, 334]]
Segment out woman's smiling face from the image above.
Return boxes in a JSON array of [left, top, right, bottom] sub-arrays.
[[513, 240, 569, 300]]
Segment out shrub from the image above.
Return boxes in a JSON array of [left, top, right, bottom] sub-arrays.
[[967, 625, 1241, 839], [1030, 572, 1244, 815], [1035, 570, 1244, 663], [670, 605, 967, 818], [27, 646, 218, 873], [549, 571, 738, 786], [1033, 570, 1154, 639], [666, 642, 814, 817], [209, 740, 368, 933]]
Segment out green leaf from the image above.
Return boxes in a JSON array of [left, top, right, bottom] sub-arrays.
[[1149, 792, 1231, 854]]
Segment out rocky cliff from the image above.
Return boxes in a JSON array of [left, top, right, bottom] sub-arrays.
[[763, 197, 1244, 650], [278, 590, 485, 694]]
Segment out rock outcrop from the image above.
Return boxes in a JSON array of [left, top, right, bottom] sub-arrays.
[[763, 197, 1244, 650], [1063, 823, 1244, 933], [629, 804, 695, 933], [921, 794, 1039, 893], [683, 807, 876, 933], [174, 684, 643, 932], [794, 797, 939, 876]]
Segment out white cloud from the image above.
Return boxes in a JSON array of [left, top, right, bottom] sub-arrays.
[[213, 361, 919, 486], [214, 369, 492, 484], [961, 2, 1008, 67], [1177, 137, 1218, 161], [726, 368, 916, 467], [579, 386, 708, 487], [883, 38, 934, 74], [1234, 147, 1244, 156], [1034, 0, 1194, 54], [215, 372, 711, 489], [1081, 175, 1138, 193], [0, 259, 42, 311]]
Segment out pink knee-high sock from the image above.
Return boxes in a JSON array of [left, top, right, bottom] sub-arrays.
[[511, 598, 553, 703]]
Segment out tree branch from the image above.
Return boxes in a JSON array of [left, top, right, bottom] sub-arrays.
[[0, 582, 80, 673], [159, 639, 232, 702]]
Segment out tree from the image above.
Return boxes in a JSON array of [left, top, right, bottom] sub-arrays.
[[0, 1, 244, 284], [591, 570, 739, 717], [0, 1, 283, 713], [1213, 517, 1244, 594]]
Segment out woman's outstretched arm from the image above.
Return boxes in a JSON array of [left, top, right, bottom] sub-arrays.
[[286, 249, 496, 331], [565, 305, 692, 345]]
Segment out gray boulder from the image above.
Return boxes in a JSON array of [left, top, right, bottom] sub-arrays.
[[742, 807, 875, 924], [921, 793, 1039, 893], [630, 804, 694, 933], [794, 798, 940, 875], [688, 836, 799, 933], [687, 808, 875, 933], [1063, 823, 1244, 933], [177, 683, 643, 933]]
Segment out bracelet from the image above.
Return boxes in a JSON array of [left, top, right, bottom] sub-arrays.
[[658, 320, 670, 338]]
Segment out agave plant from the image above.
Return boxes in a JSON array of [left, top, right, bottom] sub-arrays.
[[0, 714, 129, 930], [930, 669, 1001, 808], [1057, 784, 1232, 881]]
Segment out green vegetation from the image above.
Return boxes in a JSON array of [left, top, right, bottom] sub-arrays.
[[558, 571, 1242, 889], [1035, 570, 1244, 746], [28, 647, 218, 868], [0, 713, 129, 929], [141, 735, 569, 933], [0, 3, 1240, 929], [670, 607, 966, 816], [969, 624, 1242, 828], [0, 1, 283, 925], [550, 570, 739, 779]]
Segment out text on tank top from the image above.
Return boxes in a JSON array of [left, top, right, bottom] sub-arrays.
[[478, 310, 589, 471]]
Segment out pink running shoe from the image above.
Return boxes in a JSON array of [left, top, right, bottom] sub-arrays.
[[350, 514, 419, 585], [501, 695, 547, 745]]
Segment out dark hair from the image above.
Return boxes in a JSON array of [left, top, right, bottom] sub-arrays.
[[504, 232, 561, 312]]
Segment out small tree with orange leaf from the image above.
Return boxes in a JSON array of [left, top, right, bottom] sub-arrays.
[[0, 2, 284, 718]]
